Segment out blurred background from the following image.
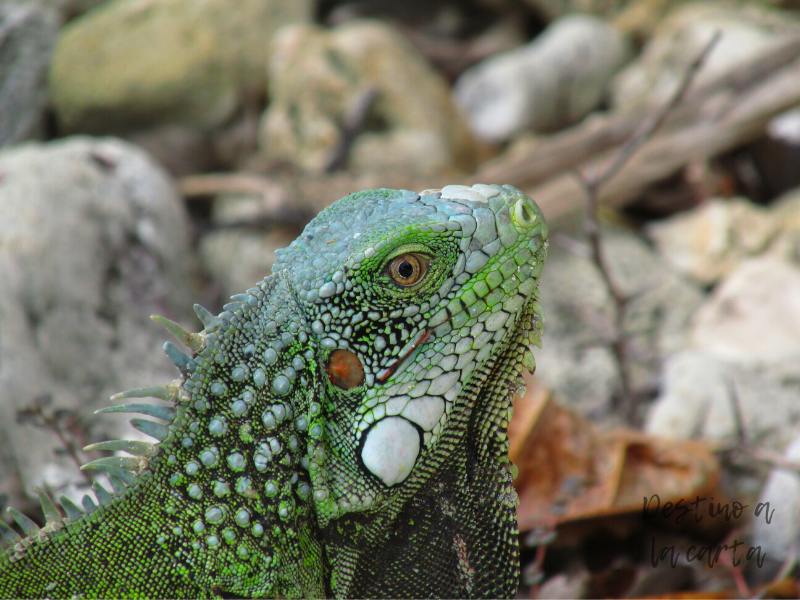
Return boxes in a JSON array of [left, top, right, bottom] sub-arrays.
[[2, 0, 800, 596]]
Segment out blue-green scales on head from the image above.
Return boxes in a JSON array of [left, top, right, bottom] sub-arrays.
[[0, 184, 547, 599]]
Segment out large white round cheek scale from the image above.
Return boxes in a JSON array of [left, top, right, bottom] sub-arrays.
[[361, 416, 420, 487]]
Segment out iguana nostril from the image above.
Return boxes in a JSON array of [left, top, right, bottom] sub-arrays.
[[512, 196, 539, 227], [326, 349, 364, 389]]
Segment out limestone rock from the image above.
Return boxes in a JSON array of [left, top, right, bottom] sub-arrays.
[[645, 351, 729, 440], [692, 257, 800, 364], [646, 255, 800, 469], [752, 434, 800, 561], [259, 20, 477, 175], [646, 351, 800, 454], [611, 2, 800, 114], [647, 197, 778, 285], [454, 14, 633, 142], [50, 0, 312, 134], [537, 225, 704, 417], [0, 1, 59, 146], [0, 136, 195, 503]]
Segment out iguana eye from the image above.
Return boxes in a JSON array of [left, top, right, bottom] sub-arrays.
[[387, 253, 429, 287]]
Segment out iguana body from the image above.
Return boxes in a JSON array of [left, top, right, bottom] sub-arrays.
[[0, 184, 547, 599]]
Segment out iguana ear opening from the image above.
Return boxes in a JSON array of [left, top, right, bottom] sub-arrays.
[[326, 349, 364, 390]]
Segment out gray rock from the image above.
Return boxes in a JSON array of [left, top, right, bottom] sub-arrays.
[[647, 351, 800, 450], [752, 434, 800, 561], [537, 225, 704, 416], [692, 257, 800, 364], [259, 20, 477, 175], [0, 1, 59, 146], [454, 14, 633, 142], [645, 350, 730, 440], [647, 257, 800, 451], [611, 2, 800, 114], [0, 136, 195, 504], [646, 197, 778, 286], [50, 0, 312, 134]]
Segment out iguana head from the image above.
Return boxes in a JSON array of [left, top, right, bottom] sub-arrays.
[[271, 184, 547, 525]]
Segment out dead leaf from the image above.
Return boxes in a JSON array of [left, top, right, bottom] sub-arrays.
[[510, 373, 719, 531]]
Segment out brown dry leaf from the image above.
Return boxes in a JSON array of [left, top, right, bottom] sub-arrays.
[[510, 373, 719, 531]]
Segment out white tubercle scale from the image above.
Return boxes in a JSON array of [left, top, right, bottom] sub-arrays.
[[361, 417, 420, 487]]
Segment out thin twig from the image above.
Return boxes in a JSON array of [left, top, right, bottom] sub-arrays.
[[573, 31, 722, 421], [743, 446, 800, 476], [583, 30, 723, 193], [727, 378, 748, 446], [16, 396, 93, 486], [716, 377, 800, 475]]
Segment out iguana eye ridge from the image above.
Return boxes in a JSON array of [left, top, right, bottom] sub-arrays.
[[388, 253, 428, 287]]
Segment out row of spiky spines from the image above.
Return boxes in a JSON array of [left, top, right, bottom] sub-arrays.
[[0, 302, 227, 560], [0, 477, 126, 561]]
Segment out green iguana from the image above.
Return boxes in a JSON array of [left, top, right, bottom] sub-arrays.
[[0, 184, 547, 599]]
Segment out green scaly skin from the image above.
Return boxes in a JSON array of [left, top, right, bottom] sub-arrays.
[[0, 184, 547, 599]]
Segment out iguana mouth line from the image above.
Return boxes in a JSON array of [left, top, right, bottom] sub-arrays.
[[376, 329, 432, 382]]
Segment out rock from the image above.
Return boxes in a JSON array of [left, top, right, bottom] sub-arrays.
[[538, 572, 590, 599], [259, 20, 477, 175], [536, 224, 704, 417], [453, 15, 633, 142], [645, 351, 730, 440], [646, 351, 800, 453], [752, 434, 800, 561], [646, 256, 800, 474], [692, 257, 800, 364], [646, 187, 800, 286], [0, 136, 195, 504], [611, 2, 800, 114], [0, 1, 59, 146], [50, 0, 312, 134], [647, 197, 777, 285]]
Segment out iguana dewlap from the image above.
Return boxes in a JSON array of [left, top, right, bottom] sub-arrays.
[[0, 184, 547, 599]]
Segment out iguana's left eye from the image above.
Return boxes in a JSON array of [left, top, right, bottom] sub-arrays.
[[387, 253, 429, 287]]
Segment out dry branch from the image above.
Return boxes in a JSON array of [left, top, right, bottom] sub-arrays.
[[572, 32, 720, 421], [471, 33, 800, 224]]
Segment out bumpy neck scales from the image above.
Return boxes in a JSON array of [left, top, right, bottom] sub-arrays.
[[0, 184, 547, 599]]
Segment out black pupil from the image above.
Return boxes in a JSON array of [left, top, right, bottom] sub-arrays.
[[398, 260, 414, 279]]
